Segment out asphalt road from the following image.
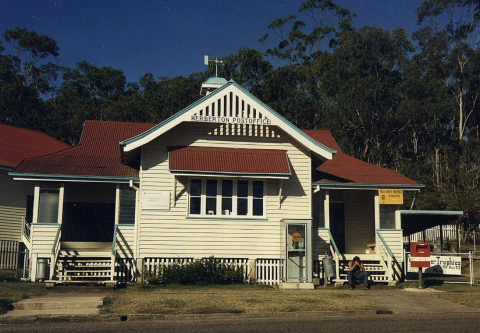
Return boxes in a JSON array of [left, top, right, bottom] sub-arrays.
[[1, 313, 479, 333]]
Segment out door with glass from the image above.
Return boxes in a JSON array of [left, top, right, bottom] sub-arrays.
[[285, 219, 312, 283]]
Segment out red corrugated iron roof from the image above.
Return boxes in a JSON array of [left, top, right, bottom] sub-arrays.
[[169, 146, 291, 176], [10, 120, 419, 186], [302, 130, 342, 153], [304, 130, 419, 186], [0, 123, 70, 168], [12, 120, 156, 179], [315, 153, 420, 185]]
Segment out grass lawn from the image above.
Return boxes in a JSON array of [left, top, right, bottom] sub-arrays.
[[400, 280, 480, 309], [431, 285, 480, 309], [0, 270, 47, 314], [100, 284, 381, 315]]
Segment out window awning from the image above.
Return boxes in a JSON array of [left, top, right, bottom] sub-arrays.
[[169, 146, 291, 179]]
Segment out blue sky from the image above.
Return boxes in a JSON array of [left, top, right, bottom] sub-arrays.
[[0, 0, 424, 83]]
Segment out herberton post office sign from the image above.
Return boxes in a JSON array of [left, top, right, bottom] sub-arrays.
[[190, 115, 272, 125]]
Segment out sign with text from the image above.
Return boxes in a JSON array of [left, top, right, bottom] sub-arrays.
[[407, 255, 462, 275], [142, 191, 170, 210], [190, 115, 272, 125], [378, 189, 403, 204]]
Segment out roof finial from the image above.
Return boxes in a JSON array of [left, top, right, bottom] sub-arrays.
[[204, 55, 224, 77]]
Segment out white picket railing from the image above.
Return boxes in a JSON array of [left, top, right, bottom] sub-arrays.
[[142, 257, 283, 285], [255, 258, 283, 285], [115, 258, 137, 283], [22, 217, 31, 243], [0, 240, 20, 270], [143, 257, 195, 277], [405, 224, 457, 242]]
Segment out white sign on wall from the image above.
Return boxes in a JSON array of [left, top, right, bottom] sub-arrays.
[[142, 191, 170, 210], [407, 255, 462, 275]]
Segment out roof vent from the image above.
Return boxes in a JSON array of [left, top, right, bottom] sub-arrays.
[[201, 55, 227, 96], [200, 76, 228, 96]]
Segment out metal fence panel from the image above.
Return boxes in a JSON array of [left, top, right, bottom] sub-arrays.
[[404, 251, 472, 285]]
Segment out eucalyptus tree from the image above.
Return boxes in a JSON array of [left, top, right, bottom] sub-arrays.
[[0, 27, 59, 129], [415, 0, 480, 142], [221, 48, 273, 96], [308, 27, 414, 168], [1, 27, 59, 89], [259, 0, 355, 65], [44, 61, 128, 144]]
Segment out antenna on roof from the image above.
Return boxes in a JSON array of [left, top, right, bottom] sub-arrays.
[[204, 55, 224, 77]]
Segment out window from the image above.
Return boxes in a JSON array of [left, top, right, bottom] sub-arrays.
[[38, 188, 59, 223], [380, 204, 398, 229], [206, 179, 217, 215], [188, 178, 265, 217], [221, 180, 233, 215], [237, 180, 248, 216], [189, 179, 202, 215], [119, 186, 136, 225], [252, 181, 264, 216]]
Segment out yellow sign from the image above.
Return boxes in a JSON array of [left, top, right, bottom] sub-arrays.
[[379, 189, 403, 205]]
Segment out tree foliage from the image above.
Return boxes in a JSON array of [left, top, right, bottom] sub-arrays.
[[259, 0, 355, 65], [415, 0, 480, 142]]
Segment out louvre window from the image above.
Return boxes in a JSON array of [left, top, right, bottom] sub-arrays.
[[119, 186, 136, 225], [38, 189, 59, 223]]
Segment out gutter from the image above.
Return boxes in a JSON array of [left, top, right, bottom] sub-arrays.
[[312, 183, 425, 191]]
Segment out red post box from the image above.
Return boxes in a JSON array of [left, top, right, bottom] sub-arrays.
[[410, 242, 431, 268]]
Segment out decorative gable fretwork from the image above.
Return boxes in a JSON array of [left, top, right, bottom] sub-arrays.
[[121, 81, 334, 160], [190, 91, 271, 125], [191, 91, 280, 138], [206, 123, 280, 138]]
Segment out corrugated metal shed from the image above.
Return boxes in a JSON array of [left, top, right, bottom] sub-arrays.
[[0, 123, 70, 168], [169, 146, 291, 176]]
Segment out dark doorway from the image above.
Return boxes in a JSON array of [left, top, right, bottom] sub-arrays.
[[62, 202, 115, 242], [25, 195, 34, 224], [330, 203, 345, 253]]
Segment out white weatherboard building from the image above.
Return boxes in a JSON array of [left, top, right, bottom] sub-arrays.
[[10, 78, 433, 288]]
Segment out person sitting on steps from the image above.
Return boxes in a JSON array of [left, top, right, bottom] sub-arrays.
[[348, 256, 370, 290]]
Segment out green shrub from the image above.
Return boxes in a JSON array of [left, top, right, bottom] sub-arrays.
[[145, 257, 245, 285], [0, 270, 22, 282], [0, 299, 14, 314]]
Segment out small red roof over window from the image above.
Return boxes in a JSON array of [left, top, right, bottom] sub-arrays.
[[169, 146, 291, 177]]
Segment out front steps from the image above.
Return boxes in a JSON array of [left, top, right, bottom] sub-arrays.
[[50, 244, 113, 284], [320, 254, 396, 285], [4, 293, 105, 318], [338, 260, 389, 284]]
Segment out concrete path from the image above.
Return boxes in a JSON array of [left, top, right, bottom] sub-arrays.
[[352, 288, 480, 315], [2, 293, 105, 318]]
